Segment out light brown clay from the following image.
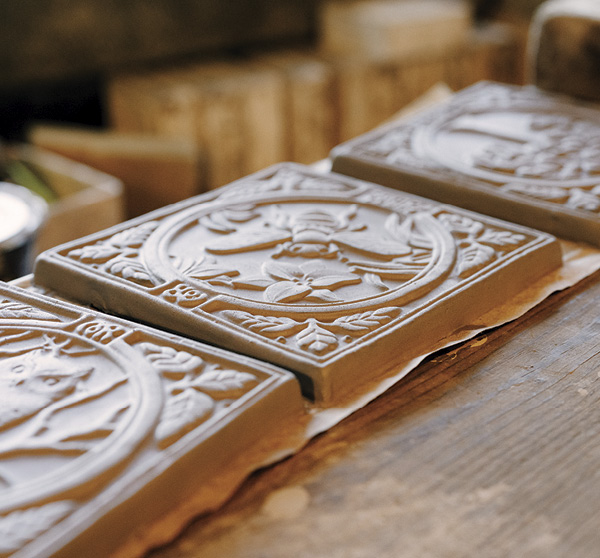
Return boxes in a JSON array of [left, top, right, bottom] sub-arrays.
[[34, 163, 562, 402], [331, 81, 600, 246], [0, 283, 302, 558]]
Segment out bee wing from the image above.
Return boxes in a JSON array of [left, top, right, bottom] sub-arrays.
[[335, 232, 411, 259], [206, 229, 292, 254]]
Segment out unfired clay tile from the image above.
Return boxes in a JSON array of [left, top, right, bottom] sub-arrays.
[[34, 163, 561, 401], [331, 81, 600, 246], [0, 283, 302, 558]]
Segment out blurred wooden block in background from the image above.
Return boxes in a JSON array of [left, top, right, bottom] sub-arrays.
[[332, 23, 524, 141], [319, 0, 472, 62], [13, 145, 124, 252], [107, 61, 286, 191], [529, 0, 600, 102], [28, 125, 203, 217], [256, 50, 338, 164], [106, 22, 523, 186]]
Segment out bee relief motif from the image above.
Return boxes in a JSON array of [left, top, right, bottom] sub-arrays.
[[185, 203, 439, 304]]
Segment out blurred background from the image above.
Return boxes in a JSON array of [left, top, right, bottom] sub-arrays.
[[0, 0, 549, 274], [0, 0, 545, 140]]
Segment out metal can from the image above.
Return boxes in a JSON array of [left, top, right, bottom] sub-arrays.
[[0, 182, 47, 281]]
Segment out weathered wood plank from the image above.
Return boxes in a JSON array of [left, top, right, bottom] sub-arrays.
[[148, 269, 600, 558]]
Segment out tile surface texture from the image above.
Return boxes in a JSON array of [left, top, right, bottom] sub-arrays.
[[0, 283, 302, 558], [331, 81, 600, 246], [34, 164, 562, 401]]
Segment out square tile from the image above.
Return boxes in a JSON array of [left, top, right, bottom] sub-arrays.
[[331, 81, 600, 246], [34, 163, 562, 401], [0, 283, 302, 557]]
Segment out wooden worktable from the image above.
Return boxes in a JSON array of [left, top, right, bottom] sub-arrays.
[[148, 265, 600, 557]]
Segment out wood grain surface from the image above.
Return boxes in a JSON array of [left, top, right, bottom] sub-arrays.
[[148, 268, 600, 558]]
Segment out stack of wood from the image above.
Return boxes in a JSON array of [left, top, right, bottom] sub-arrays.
[[30, 0, 523, 212], [35, 0, 525, 211]]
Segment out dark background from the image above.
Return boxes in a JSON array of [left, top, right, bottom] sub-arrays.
[[0, 0, 545, 139]]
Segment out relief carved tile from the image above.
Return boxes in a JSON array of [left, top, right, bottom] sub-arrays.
[[0, 284, 301, 557], [331, 81, 600, 246], [34, 164, 562, 401]]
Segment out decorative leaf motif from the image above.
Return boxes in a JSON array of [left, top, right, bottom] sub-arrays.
[[439, 214, 485, 238], [193, 369, 258, 398], [385, 213, 434, 250], [66, 222, 158, 264], [331, 307, 400, 336], [567, 189, 600, 212], [0, 501, 74, 553], [263, 261, 302, 281], [105, 258, 153, 284], [67, 243, 121, 263], [457, 242, 496, 278], [296, 319, 339, 354], [171, 256, 240, 281], [231, 277, 273, 290], [221, 311, 302, 338], [265, 282, 311, 303], [138, 342, 204, 379], [478, 230, 527, 249], [0, 300, 58, 321], [156, 389, 214, 447], [364, 273, 388, 290], [304, 288, 341, 303], [108, 222, 158, 248]]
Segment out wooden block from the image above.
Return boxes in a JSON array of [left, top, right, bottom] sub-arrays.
[[255, 50, 338, 164], [529, 0, 600, 101], [34, 163, 561, 402], [333, 57, 401, 141], [331, 81, 600, 246], [0, 282, 302, 557], [107, 61, 286, 190], [12, 146, 124, 253], [330, 23, 523, 141], [28, 124, 204, 218], [319, 0, 472, 63]]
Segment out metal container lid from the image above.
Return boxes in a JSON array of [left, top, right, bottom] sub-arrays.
[[0, 182, 47, 280]]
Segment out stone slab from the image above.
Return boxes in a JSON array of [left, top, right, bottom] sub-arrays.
[[331, 81, 600, 247], [34, 163, 561, 402], [0, 283, 302, 557], [529, 0, 600, 102]]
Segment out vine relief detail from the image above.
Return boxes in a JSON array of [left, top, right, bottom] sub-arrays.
[[0, 299, 60, 321], [0, 501, 75, 556], [65, 221, 160, 286], [221, 307, 401, 356], [137, 342, 260, 448]]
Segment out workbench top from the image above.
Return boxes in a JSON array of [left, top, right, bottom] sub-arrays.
[[147, 262, 600, 557], [6, 210, 586, 558]]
